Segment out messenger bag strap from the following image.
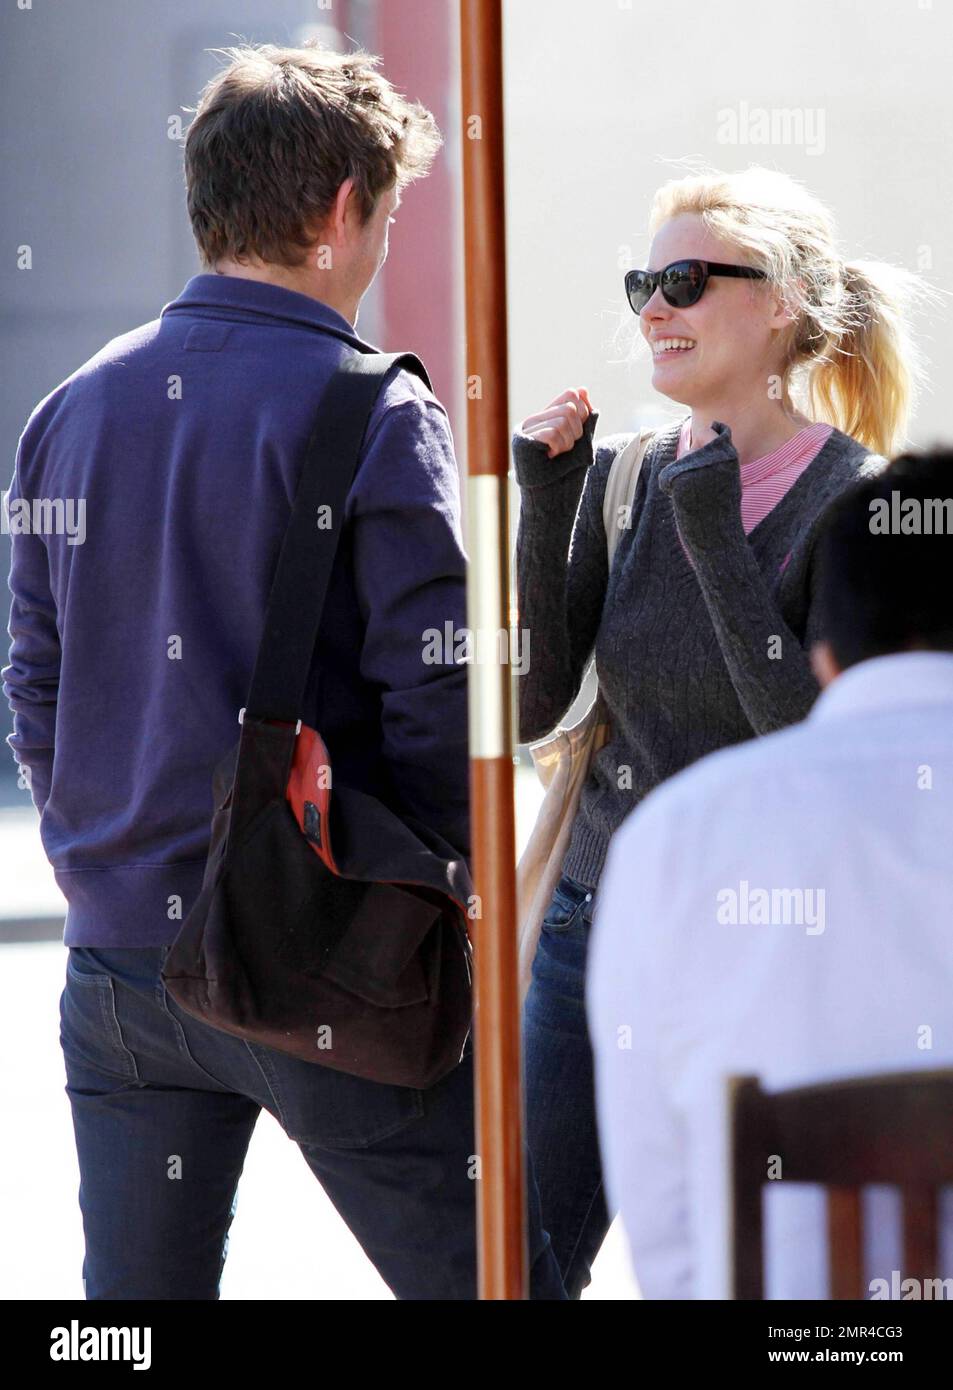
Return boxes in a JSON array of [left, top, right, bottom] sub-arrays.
[[243, 349, 431, 725]]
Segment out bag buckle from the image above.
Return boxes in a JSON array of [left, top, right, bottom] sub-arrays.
[[238, 707, 302, 735]]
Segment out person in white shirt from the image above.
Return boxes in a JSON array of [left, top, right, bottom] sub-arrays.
[[587, 449, 953, 1299]]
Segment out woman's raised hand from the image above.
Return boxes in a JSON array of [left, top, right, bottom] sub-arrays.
[[519, 388, 593, 460]]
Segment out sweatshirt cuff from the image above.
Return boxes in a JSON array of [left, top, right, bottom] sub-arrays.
[[657, 420, 742, 532], [511, 410, 599, 490]]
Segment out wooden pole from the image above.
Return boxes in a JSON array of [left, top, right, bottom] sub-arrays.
[[459, 0, 526, 1300]]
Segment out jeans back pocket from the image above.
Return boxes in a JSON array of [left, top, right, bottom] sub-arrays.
[[60, 950, 140, 1083]]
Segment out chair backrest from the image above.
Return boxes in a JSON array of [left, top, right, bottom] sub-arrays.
[[729, 1069, 953, 1299]]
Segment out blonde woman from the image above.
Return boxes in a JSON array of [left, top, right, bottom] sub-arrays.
[[512, 166, 926, 1298]]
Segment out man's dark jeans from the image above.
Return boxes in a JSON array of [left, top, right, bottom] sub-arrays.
[[60, 944, 566, 1300]]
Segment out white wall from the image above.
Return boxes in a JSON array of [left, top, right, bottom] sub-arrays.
[[503, 0, 952, 445]]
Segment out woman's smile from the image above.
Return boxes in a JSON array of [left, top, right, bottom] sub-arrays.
[[651, 336, 697, 361]]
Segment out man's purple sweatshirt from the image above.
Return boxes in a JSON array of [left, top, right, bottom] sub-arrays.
[[3, 274, 470, 946]]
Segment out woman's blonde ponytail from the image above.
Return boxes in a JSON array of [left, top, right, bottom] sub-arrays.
[[806, 260, 924, 458]]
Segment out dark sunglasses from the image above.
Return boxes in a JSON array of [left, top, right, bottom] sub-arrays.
[[624, 259, 767, 315]]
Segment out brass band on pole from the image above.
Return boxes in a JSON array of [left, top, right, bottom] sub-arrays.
[[460, 0, 527, 1300]]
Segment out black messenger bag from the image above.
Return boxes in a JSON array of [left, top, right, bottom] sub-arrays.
[[161, 351, 474, 1089]]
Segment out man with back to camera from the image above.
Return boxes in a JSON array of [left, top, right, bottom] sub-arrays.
[[3, 42, 566, 1301]]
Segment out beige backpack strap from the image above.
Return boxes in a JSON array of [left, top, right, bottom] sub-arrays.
[[602, 427, 655, 566], [531, 425, 656, 756]]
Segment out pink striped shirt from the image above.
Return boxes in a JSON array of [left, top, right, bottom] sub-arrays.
[[675, 418, 832, 571]]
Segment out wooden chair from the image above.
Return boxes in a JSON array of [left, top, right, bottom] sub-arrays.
[[729, 1069, 953, 1299]]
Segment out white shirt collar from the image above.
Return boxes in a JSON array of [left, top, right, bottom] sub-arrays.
[[809, 650, 953, 724]]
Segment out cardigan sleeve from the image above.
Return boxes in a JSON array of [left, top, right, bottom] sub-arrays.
[[512, 411, 632, 743], [657, 421, 822, 735]]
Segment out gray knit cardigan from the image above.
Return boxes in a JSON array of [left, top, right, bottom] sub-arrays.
[[512, 412, 886, 889]]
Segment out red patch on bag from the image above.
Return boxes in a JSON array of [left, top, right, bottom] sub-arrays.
[[285, 725, 340, 874]]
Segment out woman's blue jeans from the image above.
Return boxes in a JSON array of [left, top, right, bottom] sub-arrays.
[[522, 871, 612, 1299], [59, 943, 567, 1300]]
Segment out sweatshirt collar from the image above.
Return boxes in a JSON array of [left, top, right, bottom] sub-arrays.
[[810, 651, 953, 724], [160, 273, 375, 351]]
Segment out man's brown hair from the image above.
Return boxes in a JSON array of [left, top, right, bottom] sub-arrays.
[[184, 42, 442, 269]]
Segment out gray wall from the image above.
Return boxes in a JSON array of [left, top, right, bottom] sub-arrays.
[[0, 1, 377, 460], [504, 0, 953, 443], [0, 0, 381, 790]]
